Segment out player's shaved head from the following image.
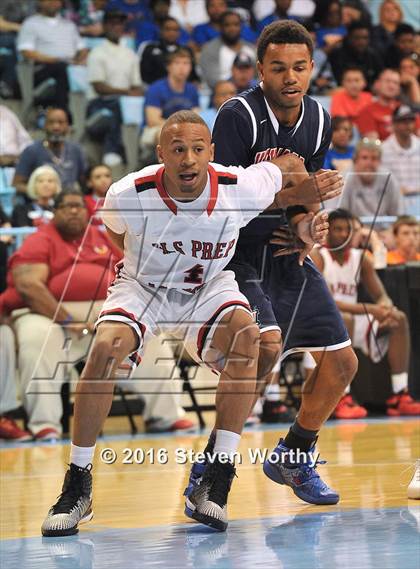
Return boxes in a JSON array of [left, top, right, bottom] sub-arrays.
[[160, 111, 211, 144]]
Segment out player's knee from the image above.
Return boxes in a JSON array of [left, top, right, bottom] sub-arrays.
[[235, 322, 260, 358], [338, 348, 358, 386], [258, 330, 282, 377]]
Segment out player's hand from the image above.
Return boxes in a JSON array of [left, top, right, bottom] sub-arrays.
[[295, 211, 329, 265], [366, 304, 393, 323], [270, 225, 305, 258], [293, 170, 343, 205]]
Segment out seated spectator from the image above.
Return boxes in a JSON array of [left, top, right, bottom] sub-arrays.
[[371, 0, 403, 59], [134, 0, 189, 49], [381, 105, 419, 213], [64, 0, 106, 38], [0, 105, 32, 167], [140, 47, 199, 156], [84, 163, 113, 223], [357, 69, 401, 140], [86, 10, 142, 167], [0, 1, 35, 99], [199, 11, 256, 89], [387, 215, 420, 264], [329, 21, 383, 90], [384, 23, 417, 70], [340, 138, 404, 219], [309, 208, 419, 417], [305, 22, 336, 95], [193, 0, 256, 49], [330, 67, 373, 129], [169, 0, 208, 35], [0, 205, 12, 293], [105, 0, 149, 34], [341, 0, 371, 28], [139, 16, 199, 86], [200, 79, 236, 129], [12, 165, 61, 227], [0, 322, 32, 441], [313, 0, 346, 53], [323, 116, 355, 174], [17, 0, 88, 111], [230, 52, 258, 93], [257, 0, 300, 34], [12, 107, 87, 197], [399, 56, 420, 109]]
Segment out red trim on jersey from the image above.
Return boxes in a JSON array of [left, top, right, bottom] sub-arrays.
[[207, 165, 220, 216], [155, 166, 178, 214], [134, 173, 157, 187], [328, 248, 351, 264], [196, 300, 252, 360]]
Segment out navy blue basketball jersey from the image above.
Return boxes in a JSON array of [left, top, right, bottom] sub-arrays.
[[212, 85, 332, 242]]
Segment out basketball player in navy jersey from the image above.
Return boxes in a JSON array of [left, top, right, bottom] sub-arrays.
[[184, 21, 358, 510]]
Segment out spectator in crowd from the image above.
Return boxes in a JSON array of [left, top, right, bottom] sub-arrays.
[[84, 163, 112, 223], [0, 1, 36, 99], [230, 52, 258, 93], [305, 21, 336, 95], [134, 0, 189, 49], [86, 10, 142, 167], [372, 0, 403, 58], [64, 0, 107, 38], [0, 205, 12, 293], [12, 165, 61, 227], [105, 0, 150, 34], [0, 105, 32, 167], [387, 215, 420, 264], [0, 322, 32, 440], [17, 0, 88, 111], [323, 116, 355, 174], [1, 188, 194, 439], [12, 107, 87, 197], [169, 0, 208, 34], [199, 11, 256, 89], [140, 47, 199, 156], [340, 138, 404, 219], [312, 0, 346, 53], [381, 105, 420, 213], [309, 208, 419, 418], [139, 16, 199, 86], [357, 69, 401, 141], [341, 0, 371, 28], [329, 21, 383, 90], [330, 67, 373, 129], [193, 0, 256, 49], [399, 56, 420, 109], [257, 0, 299, 34], [200, 79, 236, 129], [384, 23, 417, 70]]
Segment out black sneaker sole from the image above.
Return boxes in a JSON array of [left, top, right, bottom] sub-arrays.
[[41, 511, 93, 537], [191, 510, 227, 532]]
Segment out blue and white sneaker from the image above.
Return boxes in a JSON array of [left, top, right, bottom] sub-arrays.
[[184, 460, 207, 518], [263, 439, 339, 505]]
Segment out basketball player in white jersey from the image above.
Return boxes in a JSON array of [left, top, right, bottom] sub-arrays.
[[307, 209, 420, 419], [41, 110, 343, 536]]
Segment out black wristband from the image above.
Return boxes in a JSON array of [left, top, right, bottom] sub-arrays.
[[286, 205, 308, 223]]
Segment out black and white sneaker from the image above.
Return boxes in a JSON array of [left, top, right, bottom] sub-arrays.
[[188, 456, 236, 532], [41, 463, 93, 537]]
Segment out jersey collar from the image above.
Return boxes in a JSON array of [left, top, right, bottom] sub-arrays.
[[263, 91, 305, 137], [155, 165, 218, 216]]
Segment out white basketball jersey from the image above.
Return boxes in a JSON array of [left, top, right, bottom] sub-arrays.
[[102, 161, 282, 293], [319, 247, 363, 303]]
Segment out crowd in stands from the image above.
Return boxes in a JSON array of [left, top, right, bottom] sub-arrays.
[[0, 0, 419, 440]]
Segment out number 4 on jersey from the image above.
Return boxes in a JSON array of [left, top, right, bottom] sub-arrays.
[[184, 264, 204, 284]]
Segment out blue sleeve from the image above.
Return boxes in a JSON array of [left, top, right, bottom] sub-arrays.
[[323, 150, 333, 170], [145, 82, 163, 107], [240, 24, 257, 43], [257, 15, 274, 35], [212, 105, 254, 167], [307, 108, 332, 172], [191, 85, 199, 107], [178, 27, 190, 46], [15, 145, 36, 179], [192, 24, 209, 46]]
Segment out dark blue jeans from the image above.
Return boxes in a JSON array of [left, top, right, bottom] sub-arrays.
[[86, 97, 125, 159]]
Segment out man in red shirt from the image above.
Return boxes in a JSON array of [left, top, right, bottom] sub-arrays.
[[358, 69, 401, 141]]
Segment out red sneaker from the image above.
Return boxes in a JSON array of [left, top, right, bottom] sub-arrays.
[[334, 395, 368, 419], [169, 419, 196, 431], [34, 428, 61, 441], [0, 416, 32, 441], [387, 392, 420, 416]]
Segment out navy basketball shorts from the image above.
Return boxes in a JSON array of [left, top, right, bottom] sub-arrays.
[[228, 244, 350, 359]]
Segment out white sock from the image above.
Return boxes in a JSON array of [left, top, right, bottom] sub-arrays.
[[344, 384, 350, 395], [214, 429, 241, 461], [391, 372, 408, 394], [70, 443, 96, 468]]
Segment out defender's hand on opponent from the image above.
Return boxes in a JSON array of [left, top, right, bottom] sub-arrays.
[[270, 211, 329, 265], [292, 169, 343, 206]]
